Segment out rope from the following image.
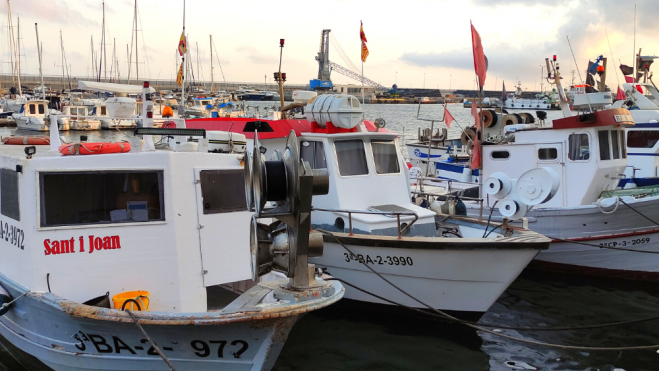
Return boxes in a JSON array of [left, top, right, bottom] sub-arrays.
[[0, 292, 28, 311], [596, 196, 620, 214], [619, 198, 659, 226], [326, 277, 659, 332], [319, 229, 659, 351], [125, 310, 178, 371]]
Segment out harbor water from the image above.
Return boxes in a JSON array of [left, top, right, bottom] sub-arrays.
[[1, 105, 658, 370]]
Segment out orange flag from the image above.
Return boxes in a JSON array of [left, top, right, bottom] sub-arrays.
[[178, 32, 187, 56], [360, 21, 369, 62], [471, 22, 486, 88], [471, 138, 481, 170], [176, 62, 183, 86]]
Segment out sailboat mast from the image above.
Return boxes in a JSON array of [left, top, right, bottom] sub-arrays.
[[135, 0, 139, 82], [103, 1, 107, 82], [7, 0, 14, 89], [210, 35, 213, 93], [127, 44, 131, 83], [60, 30, 65, 88], [180, 0, 186, 112], [16, 16, 21, 97], [35, 23, 44, 98]]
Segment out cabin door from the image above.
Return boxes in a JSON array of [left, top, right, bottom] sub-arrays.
[[535, 143, 565, 208], [194, 167, 252, 286]]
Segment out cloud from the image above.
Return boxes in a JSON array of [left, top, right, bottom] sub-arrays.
[[235, 46, 277, 64], [400, 0, 659, 87], [11, 0, 98, 28]]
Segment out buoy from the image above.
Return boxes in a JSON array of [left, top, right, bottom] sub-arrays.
[[2, 136, 50, 145], [59, 142, 131, 156], [0, 284, 11, 316], [162, 106, 174, 118]]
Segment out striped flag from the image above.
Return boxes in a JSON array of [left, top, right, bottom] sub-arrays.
[[360, 21, 369, 62], [178, 32, 187, 56], [176, 62, 183, 86]]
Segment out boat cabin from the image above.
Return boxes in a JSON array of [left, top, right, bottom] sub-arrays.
[[299, 131, 436, 237], [62, 105, 88, 118], [482, 109, 633, 208], [22, 100, 47, 117], [0, 136, 254, 313]]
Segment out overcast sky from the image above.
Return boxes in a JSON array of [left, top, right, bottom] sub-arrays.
[[2, 0, 657, 91]]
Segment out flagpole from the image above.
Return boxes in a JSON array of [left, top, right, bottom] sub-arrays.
[[180, 0, 186, 116], [476, 75, 484, 214]]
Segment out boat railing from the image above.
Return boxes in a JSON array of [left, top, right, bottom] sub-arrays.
[[311, 207, 419, 239]]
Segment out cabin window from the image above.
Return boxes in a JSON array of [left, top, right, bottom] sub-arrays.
[[598, 130, 611, 160], [29, 105, 36, 114], [538, 148, 558, 160], [199, 169, 247, 214], [301, 141, 327, 169], [491, 151, 510, 159], [627, 130, 659, 148], [568, 134, 590, 161], [39, 171, 164, 227], [1, 169, 19, 221], [610, 131, 621, 159], [335, 140, 368, 176], [38, 104, 45, 114], [371, 140, 400, 174], [100, 106, 107, 115]]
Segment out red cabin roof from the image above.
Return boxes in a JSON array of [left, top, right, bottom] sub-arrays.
[[551, 108, 634, 130], [185, 117, 384, 138]]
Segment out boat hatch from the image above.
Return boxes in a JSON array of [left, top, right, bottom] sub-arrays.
[[194, 168, 252, 286]]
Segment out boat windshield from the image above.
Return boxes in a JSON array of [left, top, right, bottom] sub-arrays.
[[371, 140, 400, 174], [335, 140, 368, 176]]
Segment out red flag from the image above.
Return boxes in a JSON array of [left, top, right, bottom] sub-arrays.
[[471, 23, 486, 88], [625, 76, 643, 93], [471, 100, 481, 130], [444, 106, 454, 128], [471, 138, 480, 170], [617, 86, 625, 100]]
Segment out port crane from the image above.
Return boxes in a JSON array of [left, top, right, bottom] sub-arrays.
[[311, 29, 387, 91]]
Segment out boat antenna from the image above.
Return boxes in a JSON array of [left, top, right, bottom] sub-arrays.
[[566, 35, 592, 112], [633, 4, 636, 83]]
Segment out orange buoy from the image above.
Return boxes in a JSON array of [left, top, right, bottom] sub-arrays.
[[162, 106, 173, 118], [59, 142, 131, 156], [2, 136, 50, 145]]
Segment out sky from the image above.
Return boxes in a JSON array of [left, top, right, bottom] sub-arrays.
[[2, 0, 658, 91]]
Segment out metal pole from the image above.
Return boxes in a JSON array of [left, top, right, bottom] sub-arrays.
[[16, 16, 21, 97], [210, 35, 214, 93], [278, 40, 286, 119], [135, 0, 139, 82], [103, 1, 107, 82]]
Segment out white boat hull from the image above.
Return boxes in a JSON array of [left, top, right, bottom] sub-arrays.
[[313, 243, 539, 313], [13, 115, 48, 131], [466, 195, 659, 279], [101, 119, 136, 130]]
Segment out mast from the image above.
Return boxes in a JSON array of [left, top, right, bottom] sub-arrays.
[[16, 16, 21, 97], [7, 0, 14, 89], [60, 30, 65, 89], [180, 0, 186, 113], [210, 35, 214, 93], [127, 44, 131, 83], [102, 1, 107, 82], [112, 38, 117, 82], [196, 41, 200, 89], [135, 0, 139, 83], [35, 23, 43, 98], [90, 36, 94, 80]]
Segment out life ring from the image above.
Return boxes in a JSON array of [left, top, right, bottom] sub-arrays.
[[59, 142, 131, 156], [2, 136, 50, 145]]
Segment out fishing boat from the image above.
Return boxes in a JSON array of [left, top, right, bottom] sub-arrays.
[[258, 94, 550, 319], [12, 100, 60, 131], [58, 105, 101, 131], [0, 82, 343, 370], [411, 56, 659, 280], [502, 82, 558, 110]]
